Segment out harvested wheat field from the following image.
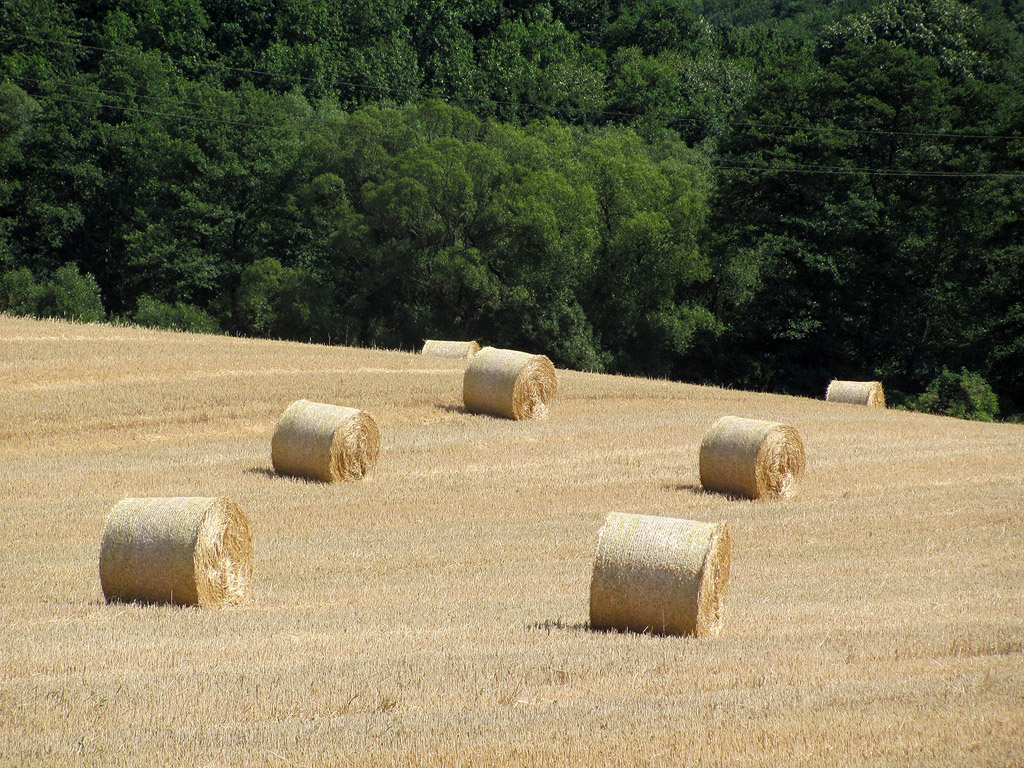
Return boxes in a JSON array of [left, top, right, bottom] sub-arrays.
[[1, 314, 1022, 767]]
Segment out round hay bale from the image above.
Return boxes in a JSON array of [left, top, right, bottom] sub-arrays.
[[463, 347, 557, 420], [825, 380, 886, 407], [589, 512, 731, 637], [421, 339, 481, 359], [271, 399, 380, 482], [699, 416, 805, 500], [99, 497, 253, 607]]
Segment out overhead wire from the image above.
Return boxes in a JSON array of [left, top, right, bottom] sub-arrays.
[[3, 32, 1023, 180], [18, 87, 1024, 180], [2, 31, 627, 119], [24, 91, 308, 130], [711, 162, 1022, 179], [5, 30, 1024, 142]]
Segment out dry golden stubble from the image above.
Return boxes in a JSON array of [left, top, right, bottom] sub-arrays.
[[6, 315, 1024, 768]]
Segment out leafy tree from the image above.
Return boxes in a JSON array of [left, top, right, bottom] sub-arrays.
[[0, 0, 1020, 418], [235, 255, 335, 341], [0, 82, 39, 272], [478, 6, 606, 123], [133, 295, 221, 333], [707, 0, 1024, 414], [913, 367, 1000, 420], [236, 256, 286, 336], [0, 266, 44, 315], [38, 263, 105, 322], [581, 128, 711, 376], [0, 81, 38, 166]]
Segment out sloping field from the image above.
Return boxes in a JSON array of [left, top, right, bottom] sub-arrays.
[[1, 314, 1022, 767]]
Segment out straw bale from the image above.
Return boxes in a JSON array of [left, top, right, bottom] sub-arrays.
[[589, 512, 731, 637], [421, 339, 481, 359], [699, 416, 805, 500], [271, 399, 380, 482], [99, 497, 253, 607], [463, 347, 557, 420], [825, 380, 886, 407]]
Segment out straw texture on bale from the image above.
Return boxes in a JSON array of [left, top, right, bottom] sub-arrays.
[[272, 399, 380, 482], [699, 416, 806, 500], [463, 346, 558, 420], [825, 380, 886, 407], [421, 339, 481, 359], [589, 512, 731, 637], [99, 497, 253, 607]]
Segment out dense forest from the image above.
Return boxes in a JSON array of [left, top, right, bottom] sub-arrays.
[[1, 0, 1022, 419]]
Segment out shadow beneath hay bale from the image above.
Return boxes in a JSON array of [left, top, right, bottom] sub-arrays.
[[439, 405, 517, 421], [245, 466, 326, 484], [664, 482, 711, 496], [244, 467, 278, 479], [525, 619, 591, 634], [435, 404, 469, 415], [666, 482, 751, 501]]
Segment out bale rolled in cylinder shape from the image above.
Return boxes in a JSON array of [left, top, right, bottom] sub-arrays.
[[99, 497, 253, 607], [463, 347, 558, 420], [421, 339, 481, 359], [590, 512, 731, 637], [825, 380, 886, 407], [699, 416, 806, 500], [272, 399, 380, 482]]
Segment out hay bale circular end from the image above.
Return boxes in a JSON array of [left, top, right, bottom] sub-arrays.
[[271, 399, 381, 482], [589, 512, 731, 637], [99, 497, 253, 607], [825, 380, 886, 407], [463, 347, 557, 420], [421, 339, 481, 359], [699, 416, 806, 500]]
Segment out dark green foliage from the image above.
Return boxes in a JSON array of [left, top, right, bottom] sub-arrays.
[[133, 295, 220, 334], [236, 257, 287, 337], [0, 0, 1021, 418], [38, 263, 105, 322], [234, 257, 331, 340], [0, 266, 44, 315], [704, 0, 1024, 418], [913, 368, 1001, 421], [304, 102, 708, 368], [2, 263, 105, 322]]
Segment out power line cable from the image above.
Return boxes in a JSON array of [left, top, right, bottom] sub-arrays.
[[3, 31, 624, 119], [27, 89, 1023, 179], [711, 161, 1023, 179], [27, 92, 307, 130], [705, 116, 1024, 142], [6, 30, 1024, 141], [11, 73, 221, 111], [7, 41, 1024, 179]]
